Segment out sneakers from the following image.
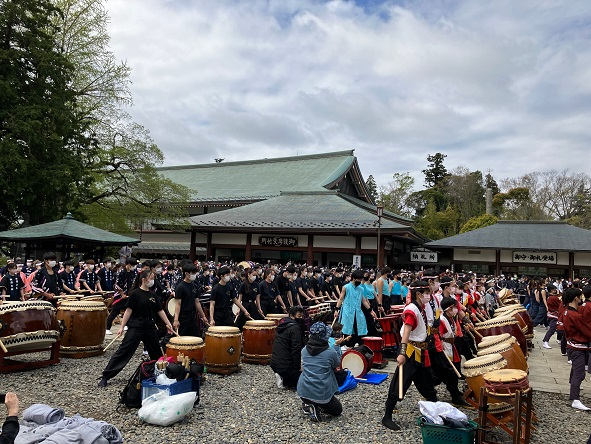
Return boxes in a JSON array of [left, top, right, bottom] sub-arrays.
[[275, 373, 284, 389], [562, 353, 567, 356], [308, 404, 322, 422], [105, 329, 113, 335], [543, 342, 552, 349], [568, 360, 573, 365], [123, 326, 128, 331], [572, 400, 591, 411], [97, 377, 108, 388], [381, 416, 401, 431], [301, 403, 311, 415]]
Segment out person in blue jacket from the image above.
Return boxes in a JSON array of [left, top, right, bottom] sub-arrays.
[[297, 322, 342, 422]]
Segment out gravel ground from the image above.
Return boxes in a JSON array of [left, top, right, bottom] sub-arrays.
[[2, 343, 591, 444]]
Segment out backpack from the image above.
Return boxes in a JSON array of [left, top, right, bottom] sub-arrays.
[[118, 359, 156, 409]]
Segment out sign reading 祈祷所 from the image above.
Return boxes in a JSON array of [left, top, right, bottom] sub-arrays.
[[512, 251, 557, 265], [258, 236, 298, 247]]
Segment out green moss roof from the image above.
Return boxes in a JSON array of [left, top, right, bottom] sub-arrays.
[[158, 150, 356, 202], [0, 214, 139, 245]]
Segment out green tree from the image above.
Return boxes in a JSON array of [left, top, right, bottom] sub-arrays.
[[414, 201, 460, 240], [0, 0, 89, 229], [378, 172, 414, 217], [444, 167, 486, 225], [365, 175, 378, 203], [422, 153, 450, 188], [493, 187, 547, 220], [50, 0, 191, 231], [460, 214, 498, 233]]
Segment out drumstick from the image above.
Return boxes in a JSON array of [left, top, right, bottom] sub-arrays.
[[470, 329, 483, 339], [398, 360, 404, 400], [0, 337, 8, 354], [102, 336, 119, 352], [443, 352, 462, 378]]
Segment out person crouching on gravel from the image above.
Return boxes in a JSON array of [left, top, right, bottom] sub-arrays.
[[297, 322, 342, 422]]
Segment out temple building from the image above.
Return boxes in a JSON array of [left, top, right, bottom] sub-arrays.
[[142, 150, 427, 267]]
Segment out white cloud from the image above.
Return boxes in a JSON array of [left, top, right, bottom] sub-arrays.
[[105, 0, 591, 189]]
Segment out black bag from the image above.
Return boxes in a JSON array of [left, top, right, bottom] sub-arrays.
[[118, 359, 156, 409]]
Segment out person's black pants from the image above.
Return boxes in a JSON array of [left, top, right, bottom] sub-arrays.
[[362, 304, 378, 337], [301, 395, 342, 416], [430, 351, 463, 400], [543, 318, 558, 342], [278, 367, 301, 389], [382, 295, 391, 313], [385, 356, 437, 415], [260, 299, 276, 315], [102, 318, 162, 381]]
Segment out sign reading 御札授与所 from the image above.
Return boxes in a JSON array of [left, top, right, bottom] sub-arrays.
[[512, 251, 557, 265]]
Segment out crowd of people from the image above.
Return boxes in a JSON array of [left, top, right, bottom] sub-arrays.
[[2, 252, 591, 438]]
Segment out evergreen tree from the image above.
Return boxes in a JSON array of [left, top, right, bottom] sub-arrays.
[[0, 0, 89, 229], [365, 175, 378, 203], [422, 153, 449, 188]]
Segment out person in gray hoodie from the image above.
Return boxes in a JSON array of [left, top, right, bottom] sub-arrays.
[[297, 322, 342, 422]]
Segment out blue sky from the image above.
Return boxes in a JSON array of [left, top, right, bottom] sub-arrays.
[[105, 0, 591, 190]]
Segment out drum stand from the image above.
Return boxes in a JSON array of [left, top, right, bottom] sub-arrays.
[[476, 387, 534, 444], [0, 340, 61, 373]]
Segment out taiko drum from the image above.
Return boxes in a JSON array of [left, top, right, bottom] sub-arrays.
[[242, 320, 276, 365], [205, 326, 242, 375], [57, 301, 107, 358]]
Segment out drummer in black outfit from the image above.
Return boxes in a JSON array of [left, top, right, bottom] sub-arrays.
[[236, 268, 258, 328], [98, 269, 174, 387], [210, 266, 249, 327], [173, 263, 208, 336]]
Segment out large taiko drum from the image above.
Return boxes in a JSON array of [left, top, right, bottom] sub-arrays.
[[0, 301, 59, 352], [265, 314, 286, 326], [378, 315, 400, 347], [463, 354, 508, 404], [341, 345, 374, 378], [474, 316, 527, 356], [477, 337, 528, 373], [308, 303, 331, 318], [205, 326, 242, 375], [495, 308, 528, 335], [477, 333, 512, 351], [57, 301, 107, 358], [483, 369, 529, 397], [242, 320, 276, 365], [363, 336, 385, 366], [166, 336, 205, 364]]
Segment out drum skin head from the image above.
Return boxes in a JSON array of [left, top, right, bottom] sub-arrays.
[[169, 335, 203, 345], [463, 353, 507, 377], [341, 350, 367, 378]]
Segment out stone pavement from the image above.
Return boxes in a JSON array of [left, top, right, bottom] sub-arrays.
[[371, 326, 590, 397]]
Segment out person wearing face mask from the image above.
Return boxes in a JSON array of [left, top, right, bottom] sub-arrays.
[[295, 267, 312, 305], [562, 288, 591, 410], [106, 258, 138, 335], [270, 306, 306, 389], [235, 268, 258, 328], [335, 269, 375, 347], [30, 252, 62, 306], [172, 263, 208, 336], [210, 266, 246, 327], [430, 297, 469, 407], [58, 260, 78, 294], [319, 272, 334, 301], [97, 258, 115, 292], [0, 262, 25, 302], [78, 259, 103, 294], [258, 269, 287, 316], [98, 270, 174, 388], [277, 265, 295, 308], [382, 280, 438, 431], [376, 267, 392, 316]]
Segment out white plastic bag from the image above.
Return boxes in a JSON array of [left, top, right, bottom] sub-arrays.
[[155, 374, 177, 385], [138, 391, 196, 426], [418, 401, 468, 425]]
